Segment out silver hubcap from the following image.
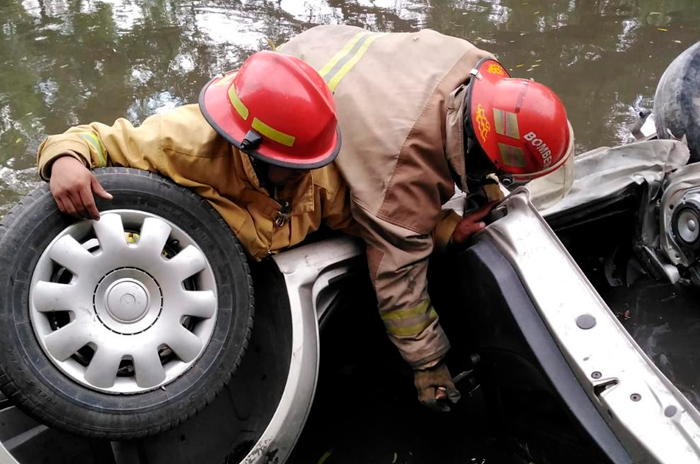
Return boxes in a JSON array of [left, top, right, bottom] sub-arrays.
[[29, 211, 217, 394]]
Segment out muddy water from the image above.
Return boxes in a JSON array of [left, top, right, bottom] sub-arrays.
[[1, 1, 700, 462], [2, 0, 700, 218]]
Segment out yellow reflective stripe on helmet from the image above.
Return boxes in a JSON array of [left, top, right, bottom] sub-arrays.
[[493, 108, 520, 139], [493, 109, 505, 135], [228, 84, 249, 120], [228, 76, 294, 146], [214, 72, 236, 88], [505, 111, 520, 139], [319, 32, 385, 92], [78, 132, 106, 167], [498, 143, 526, 168], [251, 117, 296, 147]]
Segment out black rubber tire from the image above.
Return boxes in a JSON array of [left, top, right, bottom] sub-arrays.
[[654, 40, 700, 162], [0, 168, 254, 440]]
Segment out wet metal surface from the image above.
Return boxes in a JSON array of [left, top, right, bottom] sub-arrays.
[[3, 1, 700, 462]]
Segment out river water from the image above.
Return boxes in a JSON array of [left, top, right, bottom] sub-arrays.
[[2, 1, 700, 463], [2, 0, 700, 218]]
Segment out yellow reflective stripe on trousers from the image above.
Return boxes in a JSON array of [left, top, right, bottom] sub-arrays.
[[79, 132, 107, 167], [381, 299, 439, 337], [319, 31, 385, 92], [252, 117, 296, 147]]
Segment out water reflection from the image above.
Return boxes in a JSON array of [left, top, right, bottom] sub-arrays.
[[1, 0, 700, 217]]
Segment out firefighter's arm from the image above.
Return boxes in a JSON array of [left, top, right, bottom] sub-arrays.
[[355, 204, 492, 412], [351, 200, 497, 367], [350, 202, 449, 368], [37, 115, 163, 220], [37, 116, 162, 180]]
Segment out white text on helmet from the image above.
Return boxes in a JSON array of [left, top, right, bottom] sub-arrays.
[[524, 131, 552, 167]]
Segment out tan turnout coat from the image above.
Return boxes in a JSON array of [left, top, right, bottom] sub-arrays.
[[36, 104, 356, 260], [282, 25, 491, 368]]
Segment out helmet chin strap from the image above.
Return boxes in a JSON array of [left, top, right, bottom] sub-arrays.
[[240, 130, 263, 151]]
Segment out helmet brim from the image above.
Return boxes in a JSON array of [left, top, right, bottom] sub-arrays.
[[199, 73, 341, 170]]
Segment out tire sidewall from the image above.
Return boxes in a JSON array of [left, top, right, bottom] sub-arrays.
[[654, 41, 700, 161], [0, 169, 253, 437]]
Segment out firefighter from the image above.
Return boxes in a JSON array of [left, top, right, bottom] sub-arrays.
[[37, 51, 356, 260], [280, 25, 574, 412]]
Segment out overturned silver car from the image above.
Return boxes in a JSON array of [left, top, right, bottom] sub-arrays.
[[2, 43, 700, 464]]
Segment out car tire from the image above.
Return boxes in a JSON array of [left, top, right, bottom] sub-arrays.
[[654, 40, 700, 162], [0, 167, 254, 440]]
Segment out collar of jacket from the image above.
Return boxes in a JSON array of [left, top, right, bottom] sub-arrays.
[[445, 83, 469, 193], [234, 146, 315, 216]]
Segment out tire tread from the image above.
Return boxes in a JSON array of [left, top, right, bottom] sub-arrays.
[[0, 168, 255, 440]]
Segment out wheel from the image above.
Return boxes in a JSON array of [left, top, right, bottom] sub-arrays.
[[654, 40, 700, 162], [0, 168, 254, 440]]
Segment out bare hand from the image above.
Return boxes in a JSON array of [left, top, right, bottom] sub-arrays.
[[450, 201, 499, 247], [50, 155, 113, 220]]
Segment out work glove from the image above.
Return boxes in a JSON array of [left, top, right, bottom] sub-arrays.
[[413, 360, 461, 412]]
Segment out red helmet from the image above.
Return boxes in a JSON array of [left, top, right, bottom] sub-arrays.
[[466, 58, 574, 183], [199, 51, 340, 169]]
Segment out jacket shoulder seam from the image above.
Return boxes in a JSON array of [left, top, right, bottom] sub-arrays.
[[377, 49, 477, 235]]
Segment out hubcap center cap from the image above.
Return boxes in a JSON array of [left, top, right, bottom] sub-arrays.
[[93, 268, 162, 334], [105, 279, 149, 323]]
